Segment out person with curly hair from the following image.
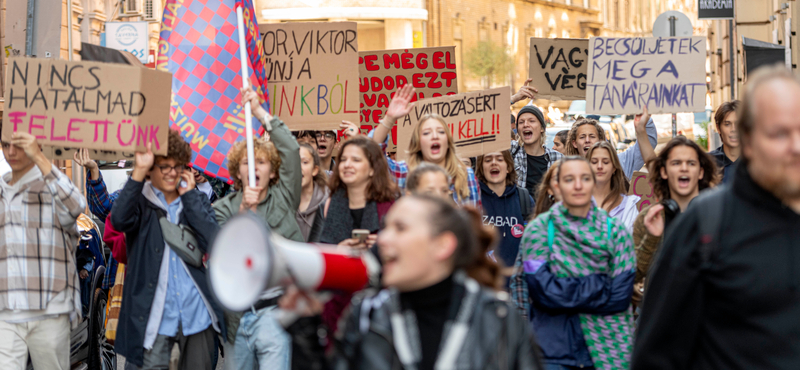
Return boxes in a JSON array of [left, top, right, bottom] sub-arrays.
[[110, 129, 224, 370], [212, 86, 303, 370]]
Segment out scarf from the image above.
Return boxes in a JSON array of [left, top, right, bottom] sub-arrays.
[[531, 203, 635, 370], [319, 188, 381, 244]]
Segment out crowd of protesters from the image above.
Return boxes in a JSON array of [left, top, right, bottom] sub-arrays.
[[0, 63, 799, 370]]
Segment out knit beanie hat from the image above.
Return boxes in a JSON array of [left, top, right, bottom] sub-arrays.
[[516, 105, 546, 131]]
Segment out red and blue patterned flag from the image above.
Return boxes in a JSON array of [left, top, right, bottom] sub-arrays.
[[157, 0, 269, 183]]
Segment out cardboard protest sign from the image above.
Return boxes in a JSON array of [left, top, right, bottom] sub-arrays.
[[260, 22, 359, 130], [2, 57, 171, 154], [359, 47, 458, 151], [42, 146, 135, 161], [529, 38, 588, 100], [586, 36, 707, 115], [396, 87, 510, 160], [628, 171, 657, 212]]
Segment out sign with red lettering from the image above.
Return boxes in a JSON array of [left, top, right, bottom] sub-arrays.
[[2, 57, 171, 154], [359, 47, 458, 151], [628, 171, 657, 211], [529, 38, 588, 100], [260, 22, 360, 130], [396, 87, 510, 160]]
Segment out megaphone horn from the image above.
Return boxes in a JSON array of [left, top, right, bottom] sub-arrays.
[[208, 212, 380, 311]]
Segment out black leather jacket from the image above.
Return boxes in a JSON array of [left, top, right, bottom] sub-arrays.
[[331, 277, 543, 370]]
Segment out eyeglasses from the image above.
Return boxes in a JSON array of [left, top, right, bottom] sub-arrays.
[[156, 164, 187, 175], [315, 132, 336, 140]]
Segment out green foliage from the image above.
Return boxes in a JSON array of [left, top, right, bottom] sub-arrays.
[[464, 41, 513, 88], [695, 120, 709, 151]]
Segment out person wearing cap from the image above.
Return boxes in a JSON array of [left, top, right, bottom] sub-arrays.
[[510, 104, 564, 196]]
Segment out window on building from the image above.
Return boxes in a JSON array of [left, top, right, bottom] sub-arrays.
[[144, 0, 155, 20]]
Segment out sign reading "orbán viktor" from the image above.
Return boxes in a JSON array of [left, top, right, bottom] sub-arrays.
[[359, 47, 458, 151], [586, 36, 707, 115], [260, 22, 359, 130], [396, 87, 510, 160], [2, 57, 171, 155], [528, 38, 588, 100]]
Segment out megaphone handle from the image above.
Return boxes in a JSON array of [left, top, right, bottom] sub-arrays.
[[275, 292, 332, 329]]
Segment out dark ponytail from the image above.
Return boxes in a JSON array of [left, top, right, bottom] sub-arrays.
[[411, 194, 501, 289]]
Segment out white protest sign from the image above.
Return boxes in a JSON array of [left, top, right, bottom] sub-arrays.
[[586, 36, 707, 114]]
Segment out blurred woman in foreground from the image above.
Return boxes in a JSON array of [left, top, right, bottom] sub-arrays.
[[282, 195, 543, 370]]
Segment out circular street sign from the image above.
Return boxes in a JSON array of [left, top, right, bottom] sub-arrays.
[[653, 11, 694, 37]]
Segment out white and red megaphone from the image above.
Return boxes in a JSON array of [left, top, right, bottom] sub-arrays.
[[208, 213, 380, 311]]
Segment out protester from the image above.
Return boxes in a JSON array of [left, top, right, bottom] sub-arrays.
[[510, 104, 563, 195], [511, 156, 636, 369], [212, 86, 303, 370], [296, 142, 329, 243], [532, 164, 561, 218], [708, 100, 741, 183], [293, 131, 318, 151], [475, 150, 534, 268], [405, 162, 453, 201], [370, 84, 481, 207], [565, 109, 657, 179], [552, 130, 569, 154], [111, 129, 223, 370], [73, 148, 121, 290], [631, 136, 719, 305], [633, 65, 800, 370], [316, 130, 338, 173], [587, 141, 639, 233], [282, 195, 543, 370], [319, 136, 398, 337], [0, 131, 86, 370]]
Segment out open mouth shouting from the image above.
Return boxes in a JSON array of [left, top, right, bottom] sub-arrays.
[[430, 142, 442, 155], [522, 129, 534, 142], [677, 176, 691, 188]]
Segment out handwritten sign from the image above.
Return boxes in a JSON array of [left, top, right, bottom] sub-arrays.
[[42, 146, 135, 161], [396, 87, 510, 160], [260, 22, 359, 130], [628, 171, 657, 212], [586, 36, 707, 115], [359, 47, 458, 150], [529, 38, 588, 100], [2, 57, 171, 154]]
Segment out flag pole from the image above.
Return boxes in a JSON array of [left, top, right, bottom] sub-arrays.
[[235, 5, 257, 188]]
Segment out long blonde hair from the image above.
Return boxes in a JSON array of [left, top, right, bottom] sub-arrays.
[[407, 114, 470, 201], [586, 141, 629, 210]]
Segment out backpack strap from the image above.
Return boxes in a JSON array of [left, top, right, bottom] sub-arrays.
[[695, 184, 728, 267], [517, 187, 532, 223], [547, 217, 554, 253]]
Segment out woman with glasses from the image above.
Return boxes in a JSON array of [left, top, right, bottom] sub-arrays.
[[405, 162, 454, 201], [475, 150, 534, 268], [212, 86, 304, 370], [315, 130, 338, 173], [369, 85, 481, 208]]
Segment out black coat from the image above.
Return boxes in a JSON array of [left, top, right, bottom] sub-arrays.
[[333, 275, 543, 370], [633, 163, 800, 369], [110, 179, 224, 367]]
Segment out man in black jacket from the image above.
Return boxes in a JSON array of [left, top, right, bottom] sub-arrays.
[[708, 99, 741, 183], [112, 130, 223, 370], [633, 66, 800, 369]]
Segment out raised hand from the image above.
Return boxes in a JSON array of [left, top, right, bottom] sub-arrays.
[[73, 148, 100, 180], [131, 143, 154, 182], [511, 79, 538, 104], [635, 105, 650, 136], [644, 204, 665, 237], [241, 86, 269, 121], [10, 132, 42, 161], [340, 120, 360, 139], [384, 84, 416, 123]]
